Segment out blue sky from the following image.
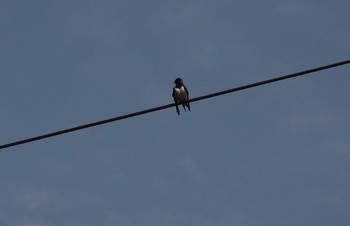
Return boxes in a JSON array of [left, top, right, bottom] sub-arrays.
[[1, 0, 350, 225]]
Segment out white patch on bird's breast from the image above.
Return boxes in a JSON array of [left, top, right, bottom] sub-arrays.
[[173, 86, 188, 101]]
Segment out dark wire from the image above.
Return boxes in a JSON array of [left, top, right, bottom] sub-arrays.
[[1, 59, 350, 150]]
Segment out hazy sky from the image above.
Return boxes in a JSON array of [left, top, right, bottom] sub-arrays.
[[1, 0, 350, 225]]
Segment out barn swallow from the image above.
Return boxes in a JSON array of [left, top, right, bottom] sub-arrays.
[[172, 78, 190, 115]]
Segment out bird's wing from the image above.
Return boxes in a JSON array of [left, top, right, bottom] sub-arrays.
[[184, 85, 189, 98], [172, 87, 180, 115], [172, 87, 176, 98]]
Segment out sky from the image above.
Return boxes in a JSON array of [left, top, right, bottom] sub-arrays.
[[0, 0, 350, 225]]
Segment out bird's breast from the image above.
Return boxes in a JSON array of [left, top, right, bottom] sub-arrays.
[[173, 87, 188, 101]]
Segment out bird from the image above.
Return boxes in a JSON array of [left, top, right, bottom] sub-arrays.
[[172, 78, 190, 115]]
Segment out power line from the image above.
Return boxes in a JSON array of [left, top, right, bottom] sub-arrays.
[[1, 59, 350, 150]]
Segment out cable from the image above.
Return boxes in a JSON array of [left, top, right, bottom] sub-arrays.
[[1, 59, 350, 150]]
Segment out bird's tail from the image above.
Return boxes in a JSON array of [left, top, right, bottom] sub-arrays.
[[186, 102, 191, 111], [175, 104, 180, 115], [182, 102, 190, 112]]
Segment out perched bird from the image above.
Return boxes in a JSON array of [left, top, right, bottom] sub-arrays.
[[172, 78, 190, 115]]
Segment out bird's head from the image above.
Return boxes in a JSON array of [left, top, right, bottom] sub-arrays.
[[174, 78, 183, 86]]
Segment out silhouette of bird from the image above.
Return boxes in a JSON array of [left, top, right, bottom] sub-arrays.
[[172, 78, 190, 115]]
